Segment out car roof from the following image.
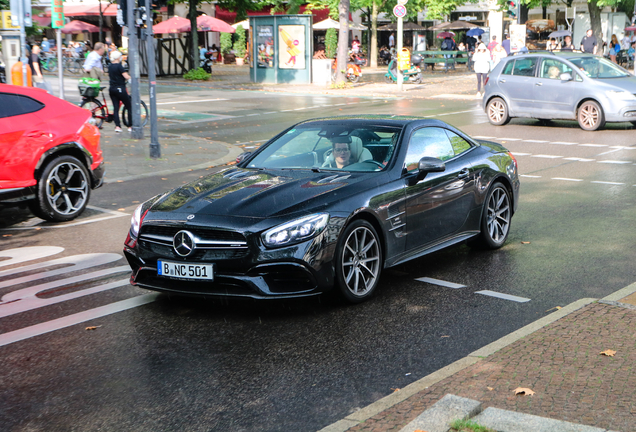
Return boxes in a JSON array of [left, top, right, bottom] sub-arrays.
[[509, 51, 598, 61], [0, 84, 50, 98], [296, 115, 449, 128]]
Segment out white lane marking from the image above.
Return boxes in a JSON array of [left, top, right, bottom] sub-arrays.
[[0, 247, 64, 269], [499, 138, 522, 141], [520, 175, 541, 178], [415, 277, 466, 289], [0, 294, 159, 348], [1, 208, 129, 231], [156, 98, 229, 105], [597, 160, 632, 164], [564, 157, 595, 162], [476, 290, 530, 303], [552, 177, 583, 182], [435, 109, 482, 117], [523, 140, 548, 143], [579, 143, 607, 147], [263, 111, 277, 115], [333, 103, 346, 106], [532, 154, 562, 159], [86, 205, 128, 216], [0, 276, 130, 319], [245, 113, 260, 116], [0, 253, 122, 286], [551, 141, 577, 145], [591, 181, 625, 185], [235, 139, 268, 145], [510, 152, 532, 156]]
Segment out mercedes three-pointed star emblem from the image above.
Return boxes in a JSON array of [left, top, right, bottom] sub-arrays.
[[173, 230, 196, 257]]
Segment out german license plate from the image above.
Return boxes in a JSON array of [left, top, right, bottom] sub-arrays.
[[157, 260, 214, 281]]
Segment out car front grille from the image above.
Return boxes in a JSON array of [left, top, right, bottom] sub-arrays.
[[138, 224, 250, 260]]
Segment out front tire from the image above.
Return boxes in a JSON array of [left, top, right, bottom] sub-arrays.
[[577, 100, 605, 131], [487, 97, 511, 126], [335, 220, 383, 304], [29, 156, 91, 222], [79, 99, 105, 129], [470, 182, 511, 250]]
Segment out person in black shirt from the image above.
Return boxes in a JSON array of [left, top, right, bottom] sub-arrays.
[[108, 50, 131, 133], [28, 45, 44, 84]]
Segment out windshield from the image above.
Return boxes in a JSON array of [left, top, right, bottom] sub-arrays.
[[247, 124, 402, 172], [567, 57, 630, 78]]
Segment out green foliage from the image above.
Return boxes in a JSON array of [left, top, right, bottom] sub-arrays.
[[183, 67, 211, 80], [217, 0, 267, 22], [325, 27, 338, 58], [450, 419, 496, 432], [220, 32, 233, 56], [0, 0, 8, 9], [233, 25, 246, 58]]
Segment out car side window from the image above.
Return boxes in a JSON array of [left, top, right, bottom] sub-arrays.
[[502, 61, 514, 75], [0, 93, 45, 118], [540, 59, 574, 80], [404, 127, 455, 172], [512, 58, 538, 77], [444, 130, 472, 156]]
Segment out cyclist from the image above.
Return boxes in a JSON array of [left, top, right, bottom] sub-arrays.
[[83, 42, 105, 80], [108, 50, 131, 133]]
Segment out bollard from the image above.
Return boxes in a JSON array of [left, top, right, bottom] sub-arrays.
[[11, 62, 32, 86]]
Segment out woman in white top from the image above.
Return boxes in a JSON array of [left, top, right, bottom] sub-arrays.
[[492, 43, 507, 66], [472, 43, 491, 96]]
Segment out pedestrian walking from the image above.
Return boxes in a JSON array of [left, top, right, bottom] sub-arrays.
[[473, 43, 490, 97], [41, 37, 50, 53], [580, 29, 597, 54], [389, 32, 395, 51], [28, 45, 44, 85], [487, 36, 498, 56], [609, 34, 620, 63], [502, 33, 511, 55], [108, 50, 132, 133], [83, 42, 105, 80], [492, 43, 507, 66]]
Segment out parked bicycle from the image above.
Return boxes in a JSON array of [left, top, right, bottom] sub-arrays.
[[65, 57, 85, 74], [78, 78, 148, 129], [41, 53, 58, 72]]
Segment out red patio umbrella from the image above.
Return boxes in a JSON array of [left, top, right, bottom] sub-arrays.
[[197, 15, 235, 33], [625, 26, 636, 32], [152, 16, 191, 34], [436, 31, 455, 39], [61, 20, 104, 34]]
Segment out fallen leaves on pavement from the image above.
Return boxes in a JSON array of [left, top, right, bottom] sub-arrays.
[[513, 387, 535, 396], [521, 241, 531, 244], [85, 326, 102, 331], [600, 349, 616, 357]]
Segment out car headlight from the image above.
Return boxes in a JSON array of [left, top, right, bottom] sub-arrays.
[[130, 204, 144, 237], [605, 90, 636, 100], [262, 213, 330, 248]]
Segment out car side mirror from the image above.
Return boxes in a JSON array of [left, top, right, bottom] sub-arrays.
[[560, 73, 573, 81], [236, 152, 251, 164], [410, 157, 445, 184]]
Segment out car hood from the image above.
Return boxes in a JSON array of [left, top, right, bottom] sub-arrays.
[[150, 168, 375, 218], [596, 76, 636, 94]]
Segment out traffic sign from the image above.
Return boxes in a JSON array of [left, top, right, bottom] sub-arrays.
[[397, 0, 408, 5], [393, 4, 407, 18]]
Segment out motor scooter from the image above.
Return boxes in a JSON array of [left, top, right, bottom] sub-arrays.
[[384, 54, 423, 84], [200, 52, 214, 73], [332, 53, 365, 83]]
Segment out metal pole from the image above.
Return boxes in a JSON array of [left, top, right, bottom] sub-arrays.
[[127, 0, 143, 139], [146, 7, 160, 158], [397, 16, 403, 92], [17, 0, 27, 86], [57, 28, 64, 99], [99, 0, 103, 43]]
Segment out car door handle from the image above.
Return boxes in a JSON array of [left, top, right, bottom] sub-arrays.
[[535, 82, 543, 86], [499, 79, 506, 83], [457, 169, 470, 179]]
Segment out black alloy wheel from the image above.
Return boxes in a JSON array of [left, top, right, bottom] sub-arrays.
[[471, 182, 511, 250], [335, 220, 383, 303], [30, 156, 91, 222]]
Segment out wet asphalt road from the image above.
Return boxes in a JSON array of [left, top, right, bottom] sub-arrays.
[[1, 88, 636, 432]]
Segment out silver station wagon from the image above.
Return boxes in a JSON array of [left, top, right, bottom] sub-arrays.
[[483, 52, 636, 131]]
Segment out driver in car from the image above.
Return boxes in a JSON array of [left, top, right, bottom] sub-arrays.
[[330, 140, 353, 169]]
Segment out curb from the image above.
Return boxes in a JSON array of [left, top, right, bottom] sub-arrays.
[[318, 282, 636, 432]]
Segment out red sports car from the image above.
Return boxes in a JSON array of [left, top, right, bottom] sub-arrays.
[[0, 85, 104, 222]]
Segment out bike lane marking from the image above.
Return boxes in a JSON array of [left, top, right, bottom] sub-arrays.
[[0, 293, 159, 348], [0, 206, 128, 231], [0, 246, 64, 269]]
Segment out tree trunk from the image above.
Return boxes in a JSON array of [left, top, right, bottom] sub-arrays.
[[336, 0, 350, 84], [370, 0, 378, 68], [587, 0, 603, 48], [520, 4, 529, 24], [189, 0, 198, 71]]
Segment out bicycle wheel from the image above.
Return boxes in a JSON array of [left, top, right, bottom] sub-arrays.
[[66, 59, 80, 74], [122, 100, 149, 128], [48, 57, 58, 72], [80, 98, 106, 129]]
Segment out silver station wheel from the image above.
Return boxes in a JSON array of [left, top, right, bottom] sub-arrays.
[[486, 97, 511, 126]]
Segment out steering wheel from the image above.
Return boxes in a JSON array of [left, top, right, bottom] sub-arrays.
[[365, 160, 385, 169]]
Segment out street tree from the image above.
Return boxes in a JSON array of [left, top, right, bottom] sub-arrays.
[[336, 0, 350, 83]]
